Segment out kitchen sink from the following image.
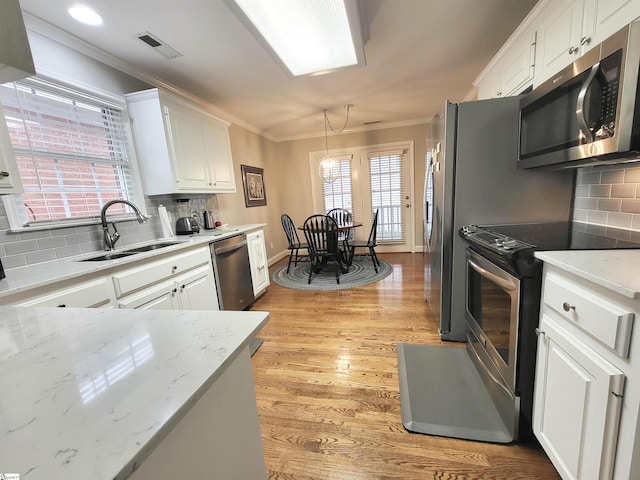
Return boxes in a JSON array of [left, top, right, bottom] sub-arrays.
[[79, 241, 182, 261], [122, 241, 182, 253], [79, 252, 137, 261]]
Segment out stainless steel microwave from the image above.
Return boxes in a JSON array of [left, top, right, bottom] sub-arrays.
[[518, 21, 640, 170]]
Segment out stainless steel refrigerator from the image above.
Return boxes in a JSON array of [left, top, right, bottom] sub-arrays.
[[424, 96, 575, 341]]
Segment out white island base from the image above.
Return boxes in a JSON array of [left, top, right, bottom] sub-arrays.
[[131, 346, 266, 479]]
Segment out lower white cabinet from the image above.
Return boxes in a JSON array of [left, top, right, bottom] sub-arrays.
[[247, 228, 269, 297], [533, 261, 640, 480], [117, 265, 218, 310], [15, 277, 115, 308], [534, 313, 624, 480], [2, 245, 219, 312]]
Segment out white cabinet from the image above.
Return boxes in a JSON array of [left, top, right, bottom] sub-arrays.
[[534, 0, 588, 84], [113, 247, 219, 310], [0, 102, 23, 194], [1, 245, 219, 312], [117, 265, 217, 310], [533, 262, 640, 480], [125, 89, 236, 195], [534, 313, 624, 480], [590, 0, 640, 49], [0, 0, 35, 84], [534, 0, 640, 86], [476, 29, 537, 99], [15, 277, 114, 308], [247, 228, 269, 297]]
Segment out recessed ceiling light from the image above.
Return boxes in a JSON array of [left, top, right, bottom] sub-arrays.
[[68, 5, 104, 26]]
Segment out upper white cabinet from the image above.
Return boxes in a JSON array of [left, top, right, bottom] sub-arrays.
[[534, 0, 640, 86], [125, 88, 236, 195], [0, 103, 23, 194], [247, 228, 269, 297], [476, 29, 537, 99], [0, 0, 35, 84], [476, 0, 640, 98]]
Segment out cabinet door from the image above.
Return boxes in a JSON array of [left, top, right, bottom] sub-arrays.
[[118, 280, 180, 310], [500, 30, 537, 97], [175, 265, 219, 310], [592, 0, 640, 44], [0, 102, 23, 193], [534, 313, 624, 480], [16, 278, 114, 308], [203, 117, 236, 193], [163, 102, 213, 192], [535, 0, 586, 83], [247, 230, 269, 297]]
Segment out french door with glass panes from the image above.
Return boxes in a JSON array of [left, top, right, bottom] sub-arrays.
[[312, 142, 414, 252]]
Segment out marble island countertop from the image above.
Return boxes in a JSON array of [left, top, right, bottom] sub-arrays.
[[0, 306, 269, 479], [535, 249, 640, 299], [0, 224, 265, 300]]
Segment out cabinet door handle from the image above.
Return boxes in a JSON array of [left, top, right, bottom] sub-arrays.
[[535, 327, 545, 337], [172, 265, 178, 272], [568, 46, 578, 55], [562, 302, 576, 312], [0, 171, 9, 177], [580, 36, 591, 46]]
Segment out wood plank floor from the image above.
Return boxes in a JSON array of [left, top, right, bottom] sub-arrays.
[[249, 252, 560, 479]]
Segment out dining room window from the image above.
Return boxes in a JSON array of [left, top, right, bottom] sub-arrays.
[[0, 77, 143, 229], [321, 155, 353, 212]]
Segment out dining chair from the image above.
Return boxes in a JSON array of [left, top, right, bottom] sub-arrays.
[[281, 214, 309, 273], [327, 208, 354, 252], [349, 209, 381, 272], [302, 214, 343, 284]]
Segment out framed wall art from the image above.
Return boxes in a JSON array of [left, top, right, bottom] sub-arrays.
[[241, 164, 267, 207]]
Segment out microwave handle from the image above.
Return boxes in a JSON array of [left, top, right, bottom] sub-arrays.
[[576, 62, 600, 143]]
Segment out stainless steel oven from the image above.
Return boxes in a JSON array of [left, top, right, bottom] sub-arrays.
[[465, 248, 520, 394]]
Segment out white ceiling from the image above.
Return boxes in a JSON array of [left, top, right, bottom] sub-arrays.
[[18, 0, 538, 141]]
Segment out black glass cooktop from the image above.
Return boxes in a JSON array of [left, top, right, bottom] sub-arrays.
[[486, 222, 640, 251]]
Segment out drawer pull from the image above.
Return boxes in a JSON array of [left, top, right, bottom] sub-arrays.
[[562, 302, 576, 312], [535, 327, 545, 337]]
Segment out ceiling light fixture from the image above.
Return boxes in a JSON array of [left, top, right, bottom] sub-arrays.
[[68, 5, 104, 26], [319, 105, 352, 183], [227, 0, 366, 77]]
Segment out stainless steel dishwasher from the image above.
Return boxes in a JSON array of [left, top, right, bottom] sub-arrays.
[[210, 233, 255, 310]]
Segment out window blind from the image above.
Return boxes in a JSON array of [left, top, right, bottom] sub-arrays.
[[0, 78, 137, 225], [368, 149, 405, 242]]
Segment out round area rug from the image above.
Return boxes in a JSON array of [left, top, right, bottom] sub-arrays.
[[272, 258, 392, 291]]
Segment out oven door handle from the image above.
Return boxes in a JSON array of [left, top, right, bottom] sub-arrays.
[[467, 340, 515, 399], [467, 258, 517, 291]]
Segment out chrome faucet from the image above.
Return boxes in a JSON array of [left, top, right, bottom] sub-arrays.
[[100, 200, 148, 251]]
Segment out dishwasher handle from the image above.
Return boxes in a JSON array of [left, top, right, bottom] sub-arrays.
[[214, 239, 247, 255]]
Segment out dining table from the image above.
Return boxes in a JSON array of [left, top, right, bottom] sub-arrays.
[[299, 220, 363, 272]]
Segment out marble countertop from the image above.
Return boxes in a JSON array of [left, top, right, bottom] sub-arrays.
[[0, 306, 269, 479], [535, 250, 640, 299], [0, 224, 265, 299]]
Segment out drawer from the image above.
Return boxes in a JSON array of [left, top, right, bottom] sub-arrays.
[[543, 271, 635, 357], [16, 278, 113, 308], [112, 247, 211, 298]]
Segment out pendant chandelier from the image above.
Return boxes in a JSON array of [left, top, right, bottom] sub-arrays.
[[319, 105, 352, 183]]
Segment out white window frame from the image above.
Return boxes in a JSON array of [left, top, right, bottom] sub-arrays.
[[1, 76, 147, 232]]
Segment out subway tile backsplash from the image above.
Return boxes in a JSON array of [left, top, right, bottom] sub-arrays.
[[0, 194, 219, 269], [572, 162, 640, 231]]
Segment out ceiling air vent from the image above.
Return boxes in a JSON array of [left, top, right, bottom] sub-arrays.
[[134, 31, 183, 59]]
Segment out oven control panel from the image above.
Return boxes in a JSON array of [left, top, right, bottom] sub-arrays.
[[460, 225, 534, 255]]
